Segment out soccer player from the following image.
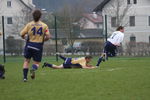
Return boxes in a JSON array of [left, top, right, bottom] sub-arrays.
[[96, 26, 124, 67], [20, 10, 51, 82], [42, 55, 96, 69], [0, 64, 5, 79]]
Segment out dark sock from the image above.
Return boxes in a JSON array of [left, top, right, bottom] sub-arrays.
[[46, 63, 53, 68], [32, 64, 38, 71], [23, 68, 28, 79], [59, 55, 66, 61], [96, 57, 103, 66]]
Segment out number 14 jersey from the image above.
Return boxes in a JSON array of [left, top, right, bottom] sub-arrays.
[[20, 21, 50, 43]]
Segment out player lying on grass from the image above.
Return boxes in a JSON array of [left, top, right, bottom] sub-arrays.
[[42, 55, 96, 69], [96, 26, 125, 67]]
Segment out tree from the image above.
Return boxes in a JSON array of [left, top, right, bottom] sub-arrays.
[[103, 0, 134, 28], [55, 3, 85, 48]]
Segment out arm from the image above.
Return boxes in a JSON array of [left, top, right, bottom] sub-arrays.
[[0, 32, 2, 36], [115, 34, 124, 46], [44, 33, 51, 41], [82, 66, 96, 69], [20, 24, 28, 39], [44, 26, 51, 41]]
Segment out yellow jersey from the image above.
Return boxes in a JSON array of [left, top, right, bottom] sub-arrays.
[[20, 21, 50, 43], [71, 57, 86, 67]]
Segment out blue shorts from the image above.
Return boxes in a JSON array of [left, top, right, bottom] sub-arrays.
[[63, 58, 82, 68], [104, 41, 117, 57], [63, 58, 72, 68], [24, 42, 43, 62]]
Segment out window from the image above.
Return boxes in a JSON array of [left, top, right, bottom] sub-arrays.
[[130, 36, 136, 42], [149, 16, 150, 26], [111, 17, 117, 27], [7, 1, 11, 7], [7, 17, 13, 24], [133, 0, 137, 4], [127, 0, 130, 4], [129, 16, 135, 26]]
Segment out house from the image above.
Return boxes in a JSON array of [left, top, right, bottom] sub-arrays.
[[79, 13, 103, 29], [93, 0, 150, 47], [0, 0, 35, 51]]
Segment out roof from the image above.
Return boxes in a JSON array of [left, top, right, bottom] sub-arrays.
[[82, 13, 103, 23], [93, 0, 111, 12], [50, 29, 103, 39], [19, 0, 33, 11]]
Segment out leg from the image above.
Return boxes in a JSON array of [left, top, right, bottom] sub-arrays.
[[59, 55, 67, 61], [30, 61, 40, 79], [42, 63, 64, 69], [51, 64, 64, 69], [42, 62, 53, 68], [96, 54, 104, 67], [23, 58, 30, 82], [30, 48, 42, 79]]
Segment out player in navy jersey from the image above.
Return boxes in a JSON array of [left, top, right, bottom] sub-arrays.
[[96, 26, 124, 67], [20, 10, 51, 82]]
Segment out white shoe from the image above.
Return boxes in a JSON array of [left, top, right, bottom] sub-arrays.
[[23, 78, 27, 82]]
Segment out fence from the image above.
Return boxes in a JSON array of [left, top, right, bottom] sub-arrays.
[[1, 14, 150, 63]]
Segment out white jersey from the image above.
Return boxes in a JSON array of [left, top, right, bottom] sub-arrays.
[[107, 31, 124, 46]]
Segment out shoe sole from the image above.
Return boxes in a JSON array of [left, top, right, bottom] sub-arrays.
[[30, 70, 35, 79]]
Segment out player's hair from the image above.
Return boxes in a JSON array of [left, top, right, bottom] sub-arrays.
[[32, 10, 42, 22], [116, 26, 124, 31], [85, 56, 93, 59]]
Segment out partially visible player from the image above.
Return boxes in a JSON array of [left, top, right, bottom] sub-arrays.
[[42, 55, 96, 69], [0, 64, 5, 79], [0, 33, 5, 79], [96, 26, 125, 67], [20, 10, 51, 82], [0, 32, 2, 36]]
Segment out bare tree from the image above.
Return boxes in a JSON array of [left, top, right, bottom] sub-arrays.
[[56, 3, 85, 48], [11, 7, 32, 36], [103, 0, 134, 27]]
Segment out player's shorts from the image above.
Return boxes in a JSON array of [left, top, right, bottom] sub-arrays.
[[63, 58, 72, 68], [24, 42, 43, 62], [70, 64, 82, 68], [62, 58, 83, 69], [104, 41, 117, 57]]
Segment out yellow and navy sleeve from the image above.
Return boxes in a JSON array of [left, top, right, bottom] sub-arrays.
[[20, 23, 29, 36]]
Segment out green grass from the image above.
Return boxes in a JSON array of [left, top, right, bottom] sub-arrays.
[[0, 56, 150, 100]]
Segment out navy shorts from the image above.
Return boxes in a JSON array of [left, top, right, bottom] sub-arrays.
[[24, 42, 43, 62], [63, 58, 72, 68], [104, 41, 117, 57]]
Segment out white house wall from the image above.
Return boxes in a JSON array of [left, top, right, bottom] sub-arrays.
[[102, 0, 150, 47], [0, 0, 34, 51]]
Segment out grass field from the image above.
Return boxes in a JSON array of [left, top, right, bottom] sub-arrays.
[[0, 56, 150, 100]]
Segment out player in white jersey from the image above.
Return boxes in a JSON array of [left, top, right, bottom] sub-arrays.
[[96, 26, 124, 67]]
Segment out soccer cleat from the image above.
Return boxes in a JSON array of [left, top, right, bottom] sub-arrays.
[[30, 69, 35, 79], [23, 78, 27, 82], [96, 66, 99, 68], [42, 62, 48, 68]]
